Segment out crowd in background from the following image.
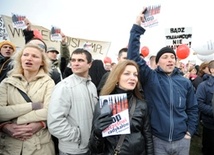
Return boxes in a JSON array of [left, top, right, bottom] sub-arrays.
[[0, 9, 214, 155]]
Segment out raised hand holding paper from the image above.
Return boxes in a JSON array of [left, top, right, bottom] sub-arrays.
[[11, 13, 27, 30], [50, 26, 62, 41], [141, 4, 161, 28]]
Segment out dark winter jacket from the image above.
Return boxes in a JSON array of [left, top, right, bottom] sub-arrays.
[[62, 66, 73, 79], [89, 89, 154, 155], [97, 72, 110, 95], [0, 54, 12, 83], [50, 59, 62, 84], [196, 75, 214, 129], [127, 24, 198, 142], [192, 73, 209, 90]]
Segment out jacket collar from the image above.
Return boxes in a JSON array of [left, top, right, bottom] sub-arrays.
[[73, 73, 92, 82], [0, 53, 9, 64], [11, 69, 47, 82], [206, 75, 214, 86], [155, 66, 180, 76], [52, 59, 59, 66]]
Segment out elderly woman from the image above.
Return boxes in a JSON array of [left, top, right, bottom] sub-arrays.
[[0, 43, 55, 155]]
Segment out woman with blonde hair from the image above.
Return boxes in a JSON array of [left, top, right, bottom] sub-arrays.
[[89, 60, 154, 155], [0, 43, 55, 155]]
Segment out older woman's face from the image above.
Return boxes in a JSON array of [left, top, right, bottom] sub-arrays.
[[118, 65, 138, 91], [21, 47, 43, 73]]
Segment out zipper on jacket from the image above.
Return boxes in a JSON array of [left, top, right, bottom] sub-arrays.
[[168, 76, 174, 142], [179, 97, 181, 107], [77, 126, 81, 148], [86, 80, 95, 113], [78, 138, 81, 148]]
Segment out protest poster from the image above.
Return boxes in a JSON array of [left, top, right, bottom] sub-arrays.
[[50, 26, 62, 41], [11, 13, 26, 30], [165, 27, 192, 50], [141, 4, 161, 28], [99, 93, 130, 137]]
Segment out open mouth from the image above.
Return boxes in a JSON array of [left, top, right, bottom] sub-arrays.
[[5, 52, 11, 55], [167, 64, 174, 67], [128, 82, 136, 86], [25, 62, 33, 66]]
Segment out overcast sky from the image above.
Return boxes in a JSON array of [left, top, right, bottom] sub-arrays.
[[1, 0, 214, 64]]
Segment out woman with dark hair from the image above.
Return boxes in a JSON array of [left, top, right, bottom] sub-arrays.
[[192, 62, 210, 90], [89, 60, 154, 155]]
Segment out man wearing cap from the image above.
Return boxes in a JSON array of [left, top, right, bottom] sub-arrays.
[[0, 40, 16, 83], [46, 47, 62, 84], [127, 10, 198, 155]]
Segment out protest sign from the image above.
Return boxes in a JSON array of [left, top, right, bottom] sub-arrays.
[[99, 93, 130, 137], [11, 13, 26, 30], [141, 4, 161, 28], [0, 15, 111, 60], [165, 27, 192, 50], [0, 16, 9, 40], [50, 26, 62, 41]]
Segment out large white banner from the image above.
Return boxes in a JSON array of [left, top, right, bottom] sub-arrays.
[[0, 15, 111, 60]]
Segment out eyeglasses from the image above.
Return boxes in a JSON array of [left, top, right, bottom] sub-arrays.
[[2, 45, 13, 50]]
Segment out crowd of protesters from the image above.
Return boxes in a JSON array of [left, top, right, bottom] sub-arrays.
[[0, 8, 213, 155]]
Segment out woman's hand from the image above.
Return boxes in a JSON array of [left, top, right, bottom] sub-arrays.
[[26, 122, 43, 134], [2, 122, 43, 141], [2, 123, 32, 140]]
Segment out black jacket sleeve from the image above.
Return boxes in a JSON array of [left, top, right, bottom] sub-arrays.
[[97, 72, 110, 95], [88, 103, 105, 154], [23, 29, 34, 44], [141, 101, 154, 155]]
